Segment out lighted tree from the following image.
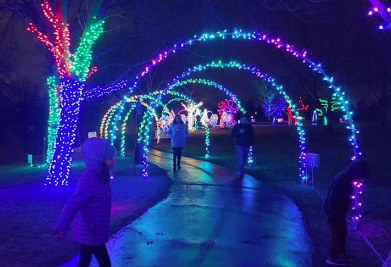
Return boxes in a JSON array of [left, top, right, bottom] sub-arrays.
[[27, 1, 127, 186], [262, 94, 287, 122], [181, 101, 203, 131], [217, 100, 239, 128]]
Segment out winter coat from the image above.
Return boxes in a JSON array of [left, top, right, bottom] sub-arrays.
[[322, 172, 354, 219], [54, 138, 114, 245], [167, 122, 189, 148], [322, 160, 370, 219], [54, 170, 112, 245], [231, 123, 254, 147]]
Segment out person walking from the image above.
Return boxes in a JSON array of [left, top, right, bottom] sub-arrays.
[[231, 115, 254, 178], [53, 137, 116, 267], [167, 114, 189, 170], [322, 160, 371, 266]]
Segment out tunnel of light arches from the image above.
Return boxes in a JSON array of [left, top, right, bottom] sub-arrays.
[[101, 90, 217, 158], [105, 29, 361, 226], [101, 91, 184, 139], [138, 61, 306, 182], [121, 97, 211, 158], [110, 29, 360, 167]]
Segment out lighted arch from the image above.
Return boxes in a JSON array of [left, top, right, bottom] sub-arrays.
[[135, 78, 247, 141], [162, 98, 187, 114], [136, 95, 211, 158], [120, 103, 136, 156], [112, 79, 246, 140], [100, 99, 159, 140], [101, 102, 122, 138], [139, 61, 306, 182], [104, 90, 199, 142], [107, 29, 360, 166], [101, 91, 166, 141], [165, 78, 246, 114], [101, 91, 211, 158], [101, 93, 153, 139]]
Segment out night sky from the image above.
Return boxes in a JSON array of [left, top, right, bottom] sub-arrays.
[[0, 0, 390, 127]]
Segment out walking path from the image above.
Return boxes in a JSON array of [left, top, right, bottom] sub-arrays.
[[62, 150, 312, 266]]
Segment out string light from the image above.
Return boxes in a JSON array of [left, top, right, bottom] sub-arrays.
[[181, 102, 203, 131], [105, 91, 192, 143], [210, 114, 219, 127], [100, 91, 204, 156], [110, 29, 360, 178], [368, 4, 391, 30], [218, 100, 239, 128], [139, 60, 307, 179], [27, 2, 108, 186], [247, 146, 254, 165], [169, 78, 246, 114], [46, 76, 60, 163], [71, 19, 105, 80], [27, 2, 72, 78], [82, 81, 128, 100], [45, 79, 84, 186], [120, 104, 136, 156], [352, 180, 364, 227]]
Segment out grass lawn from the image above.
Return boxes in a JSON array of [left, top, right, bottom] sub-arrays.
[[152, 123, 391, 267], [0, 154, 172, 267]]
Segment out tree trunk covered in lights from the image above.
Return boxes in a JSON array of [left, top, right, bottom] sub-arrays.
[[46, 80, 84, 186]]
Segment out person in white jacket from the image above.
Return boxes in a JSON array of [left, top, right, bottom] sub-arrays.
[[167, 115, 189, 170]]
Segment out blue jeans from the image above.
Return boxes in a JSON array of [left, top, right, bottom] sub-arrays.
[[235, 145, 249, 176]]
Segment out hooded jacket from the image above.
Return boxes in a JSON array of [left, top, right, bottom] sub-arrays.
[[54, 138, 115, 245]]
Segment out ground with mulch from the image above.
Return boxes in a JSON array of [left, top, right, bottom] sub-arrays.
[[153, 123, 391, 267], [0, 154, 172, 267]]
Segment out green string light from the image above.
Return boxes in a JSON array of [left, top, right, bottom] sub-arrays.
[[46, 76, 60, 163], [71, 20, 105, 80]]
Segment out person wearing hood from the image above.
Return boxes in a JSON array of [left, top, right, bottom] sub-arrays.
[[322, 160, 371, 266], [53, 138, 116, 267], [167, 114, 189, 170]]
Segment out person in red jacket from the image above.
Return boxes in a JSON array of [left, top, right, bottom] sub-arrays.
[[230, 115, 254, 178], [322, 160, 371, 266]]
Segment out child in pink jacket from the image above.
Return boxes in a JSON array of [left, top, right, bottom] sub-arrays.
[[53, 138, 116, 267]]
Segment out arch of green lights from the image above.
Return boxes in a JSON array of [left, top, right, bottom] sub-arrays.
[[139, 61, 306, 182]]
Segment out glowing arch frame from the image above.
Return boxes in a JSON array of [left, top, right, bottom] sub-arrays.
[[102, 91, 212, 157], [104, 91, 201, 142], [122, 96, 210, 158], [109, 30, 361, 167], [106, 29, 362, 226], [100, 100, 159, 140], [165, 78, 246, 114], [139, 61, 306, 180]]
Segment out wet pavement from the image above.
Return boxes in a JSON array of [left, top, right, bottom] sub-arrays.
[[62, 150, 312, 267]]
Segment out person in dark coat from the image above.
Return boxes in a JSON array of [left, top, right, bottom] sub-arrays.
[[322, 160, 371, 266], [167, 114, 189, 170], [230, 115, 254, 178], [53, 138, 116, 267]]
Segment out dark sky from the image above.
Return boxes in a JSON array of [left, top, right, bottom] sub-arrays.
[[1, 0, 390, 110]]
